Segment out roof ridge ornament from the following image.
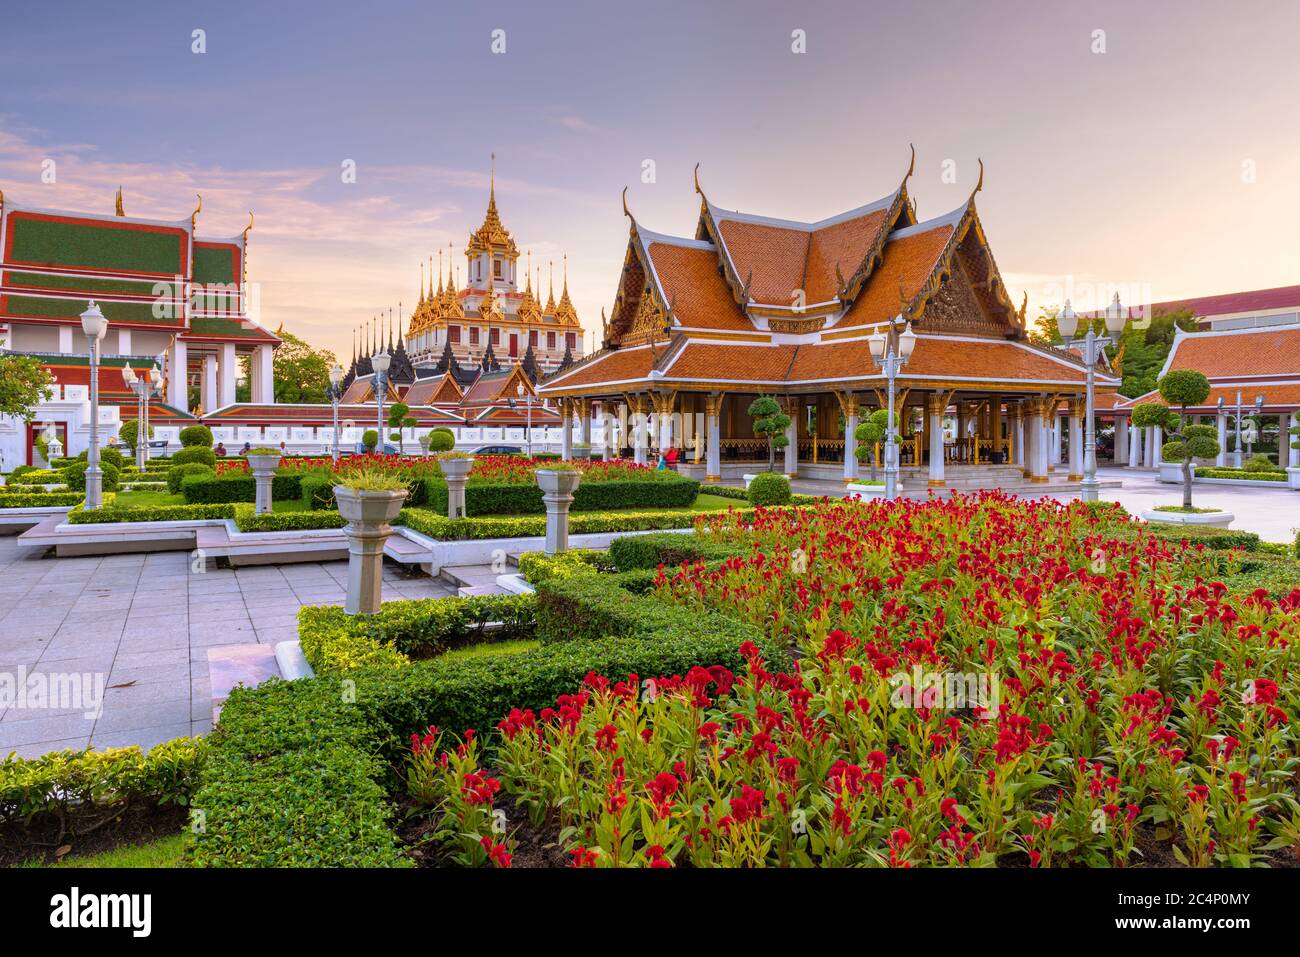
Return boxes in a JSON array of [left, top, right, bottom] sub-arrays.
[[969, 158, 984, 202], [693, 162, 703, 196], [906, 143, 915, 181], [190, 194, 202, 230], [622, 186, 633, 221]]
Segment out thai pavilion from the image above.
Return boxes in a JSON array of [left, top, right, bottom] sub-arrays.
[[537, 153, 1120, 486]]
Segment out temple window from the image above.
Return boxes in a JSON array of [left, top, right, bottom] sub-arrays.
[[490, 327, 500, 345], [529, 330, 538, 346], [547, 331, 556, 349], [448, 325, 460, 343], [493, 258, 503, 280], [469, 327, 480, 345]]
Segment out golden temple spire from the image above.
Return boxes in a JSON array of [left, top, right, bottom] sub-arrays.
[[419, 261, 426, 305], [115, 186, 125, 217], [466, 154, 518, 258], [545, 261, 556, 314], [436, 251, 443, 297]]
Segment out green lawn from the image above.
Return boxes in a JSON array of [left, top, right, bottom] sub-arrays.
[[19, 833, 185, 869], [439, 639, 539, 662], [113, 490, 309, 512]]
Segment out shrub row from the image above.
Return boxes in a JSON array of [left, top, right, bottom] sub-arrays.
[[515, 549, 610, 585], [422, 475, 700, 516], [180, 473, 305, 504], [231, 506, 347, 533], [606, 530, 747, 570], [1195, 467, 1287, 482], [1140, 523, 1262, 551], [397, 505, 766, 541], [66, 501, 234, 524], [3, 468, 64, 485], [0, 738, 207, 829], [297, 593, 536, 674], [0, 491, 85, 508]]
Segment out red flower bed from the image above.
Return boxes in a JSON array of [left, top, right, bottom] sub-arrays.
[[406, 493, 1300, 867]]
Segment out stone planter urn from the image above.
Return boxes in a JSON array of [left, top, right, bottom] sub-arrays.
[[1288, 467, 1300, 490], [535, 468, 581, 555], [440, 456, 475, 519], [335, 485, 408, 615], [570, 445, 592, 462], [247, 452, 281, 514], [1157, 462, 1183, 483], [845, 482, 887, 498]]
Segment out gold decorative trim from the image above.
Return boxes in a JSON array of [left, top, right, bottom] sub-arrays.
[[768, 316, 827, 334]]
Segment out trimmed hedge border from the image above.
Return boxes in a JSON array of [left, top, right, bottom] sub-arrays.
[[422, 475, 700, 516], [190, 569, 779, 866], [606, 530, 747, 570], [0, 491, 85, 508], [297, 593, 536, 674], [181, 473, 305, 504], [396, 503, 784, 541]]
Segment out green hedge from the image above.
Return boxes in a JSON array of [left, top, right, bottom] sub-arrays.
[[300, 475, 336, 510], [423, 475, 700, 516], [167, 462, 214, 494], [180, 473, 305, 504], [397, 505, 769, 542], [607, 530, 746, 570], [298, 593, 536, 674], [66, 501, 235, 524], [231, 506, 346, 533], [1141, 523, 1262, 551], [748, 472, 792, 506], [0, 491, 84, 508], [1, 738, 207, 829], [1195, 467, 1287, 482], [3, 468, 64, 485]]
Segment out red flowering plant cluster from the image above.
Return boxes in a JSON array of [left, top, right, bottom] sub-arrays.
[[407, 493, 1300, 867], [407, 725, 511, 867]]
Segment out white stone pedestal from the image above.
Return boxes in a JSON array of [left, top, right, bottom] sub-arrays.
[[248, 453, 281, 515], [1288, 467, 1300, 490], [335, 486, 407, 615], [536, 468, 581, 555], [440, 456, 475, 519]]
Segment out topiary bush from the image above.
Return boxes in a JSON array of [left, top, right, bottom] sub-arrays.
[[61, 460, 120, 492], [427, 429, 455, 453], [1244, 453, 1276, 473], [747, 471, 791, 507], [178, 424, 214, 448], [167, 462, 215, 495], [362, 429, 378, 452], [172, 445, 217, 468]]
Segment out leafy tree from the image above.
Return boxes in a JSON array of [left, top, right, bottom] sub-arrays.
[[853, 408, 894, 480], [118, 418, 153, 454], [274, 331, 340, 404], [1131, 369, 1216, 508], [747, 396, 791, 472], [0, 353, 55, 421], [1028, 306, 1062, 346], [387, 402, 411, 454]]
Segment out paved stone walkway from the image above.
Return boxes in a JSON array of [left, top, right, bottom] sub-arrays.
[[0, 537, 453, 758]]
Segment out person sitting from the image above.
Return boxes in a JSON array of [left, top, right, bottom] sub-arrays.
[[215, 442, 228, 457], [665, 445, 680, 470], [240, 442, 251, 455]]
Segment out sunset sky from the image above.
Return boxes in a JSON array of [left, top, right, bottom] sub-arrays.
[[3, 0, 1299, 359]]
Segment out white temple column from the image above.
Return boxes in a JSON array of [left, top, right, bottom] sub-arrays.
[[1215, 412, 1228, 467], [1279, 413, 1290, 468], [1151, 427, 1163, 466], [201, 355, 218, 412], [1031, 401, 1051, 481], [1114, 416, 1129, 465], [706, 394, 722, 481], [1050, 411, 1064, 468], [1127, 419, 1142, 469], [633, 400, 648, 466], [250, 344, 275, 405], [842, 393, 859, 484], [927, 393, 946, 486], [783, 398, 798, 477], [1067, 399, 1084, 481], [577, 398, 592, 447], [1288, 412, 1300, 468], [167, 338, 188, 412], [1012, 405, 1024, 468], [218, 341, 238, 408]]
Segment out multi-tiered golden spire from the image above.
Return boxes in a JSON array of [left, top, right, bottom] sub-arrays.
[[517, 249, 542, 324], [544, 260, 557, 316], [466, 153, 519, 258], [554, 254, 579, 326]]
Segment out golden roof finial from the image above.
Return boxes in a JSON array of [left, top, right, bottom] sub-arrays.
[[622, 186, 633, 221], [971, 158, 984, 199], [435, 252, 442, 297], [525, 250, 533, 293], [906, 143, 915, 180], [419, 260, 425, 305], [190, 193, 202, 230], [693, 163, 702, 195], [115, 186, 125, 217], [467, 153, 518, 258]]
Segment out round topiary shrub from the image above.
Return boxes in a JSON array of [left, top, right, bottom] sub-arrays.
[[747, 472, 791, 507], [172, 445, 217, 468], [62, 460, 120, 492], [362, 429, 378, 452], [179, 425, 214, 448], [1244, 453, 1276, 473], [427, 429, 455, 453], [98, 446, 125, 470], [167, 462, 214, 495]]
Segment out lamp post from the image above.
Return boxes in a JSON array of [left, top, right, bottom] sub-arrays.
[[328, 363, 344, 465], [1244, 394, 1265, 459], [1232, 389, 1245, 468], [371, 350, 390, 452], [121, 364, 162, 471], [79, 301, 109, 509], [516, 382, 534, 456], [1056, 293, 1126, 501], [867, 315, 917, 500]]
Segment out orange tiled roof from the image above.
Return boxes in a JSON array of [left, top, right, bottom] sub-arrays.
[[709, 199, 894, 307], [403, 373, 463, 406], [1118, 382, 1300, 412], [541, 345, 660, 390], [838, 223, 954, 330], [665, 342, 798, 382], [785, 336, 1095, 386], [340, 377, 401, 404], [1168, 325, 1300, 378], [646, 240, 749, 331]]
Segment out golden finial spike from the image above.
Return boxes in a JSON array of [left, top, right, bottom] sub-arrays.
[[115, 186, 125, 217], [190, 193, 202, 230], [906, 143, 915, 180], [490, 152, 495, 196], [693, 163, 702, 195], [973, 158, 984, 196], [243, 211, 254, 242], [622, 186, 631, 219]]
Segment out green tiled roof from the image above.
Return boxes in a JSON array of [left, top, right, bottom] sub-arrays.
[[2, 295, 179, 324], [193, 245, 238, 285], [8, 215, 185, 275], [188, 316, 264, 338]]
